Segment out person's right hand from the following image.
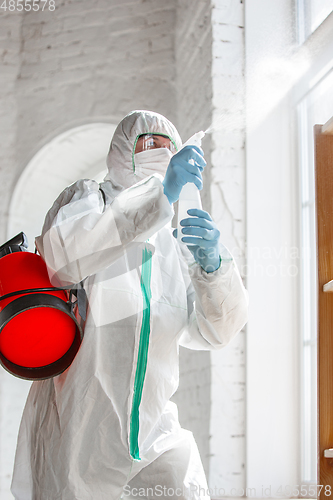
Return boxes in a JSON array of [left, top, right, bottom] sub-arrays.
[[162, 145, 206, 204]]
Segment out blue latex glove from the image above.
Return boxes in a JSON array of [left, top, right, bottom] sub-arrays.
[[162, 146, 206, 204], [173, 208, 221, 273]]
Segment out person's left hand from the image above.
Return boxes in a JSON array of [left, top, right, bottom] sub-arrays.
[[173, 208, 221, 273]]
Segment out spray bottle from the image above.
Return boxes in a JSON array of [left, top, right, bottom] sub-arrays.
[[177, 131, 205, 244]]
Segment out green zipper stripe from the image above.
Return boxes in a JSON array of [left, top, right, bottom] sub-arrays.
[[129, 246, 153, 460]]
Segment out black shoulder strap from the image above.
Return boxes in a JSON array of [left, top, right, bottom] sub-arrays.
[[99, 187, 106, 206]]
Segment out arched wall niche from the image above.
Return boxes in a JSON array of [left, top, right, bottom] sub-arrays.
[[8, 122, 116, 250]]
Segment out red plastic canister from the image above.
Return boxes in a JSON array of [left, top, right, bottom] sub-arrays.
[[0, 251, 83, 380]]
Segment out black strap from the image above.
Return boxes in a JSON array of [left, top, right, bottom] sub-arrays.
[[70, 284, 87, 321], [0, 287, 67, 302], [99, 187, 106, 206]]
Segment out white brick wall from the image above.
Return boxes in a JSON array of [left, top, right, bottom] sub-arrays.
[[0, 2, 179, 495], [0, 0, 247, 495], [172, 0, 214, 478], [0, 0, 178, 240], [0, 17, 26, 490], [209, 0, 246, 492], [173, 0, 246, 491], [13, 0, 178, 177], [0, 12, 23, 244]]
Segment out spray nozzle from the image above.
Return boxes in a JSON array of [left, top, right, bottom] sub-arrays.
[[181, 131, 205, 149]]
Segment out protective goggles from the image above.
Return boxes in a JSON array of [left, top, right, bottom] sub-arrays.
[[135, 134, 177, 154]]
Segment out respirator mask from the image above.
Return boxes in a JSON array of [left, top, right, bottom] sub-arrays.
[[134, 147, 174, 179], [133, 133, 176, 180]]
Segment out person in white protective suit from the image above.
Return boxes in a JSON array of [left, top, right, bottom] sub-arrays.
[[11, 110, 248, 500]]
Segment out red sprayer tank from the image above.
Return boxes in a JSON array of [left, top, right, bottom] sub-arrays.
[[0, 233, 84, 380]]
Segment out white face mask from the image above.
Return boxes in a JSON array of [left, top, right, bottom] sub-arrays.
[[134, 148, 174, 180]]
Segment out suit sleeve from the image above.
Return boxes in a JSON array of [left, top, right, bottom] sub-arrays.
[[35, 176, 173, 286], [177, 244, 248, 350]]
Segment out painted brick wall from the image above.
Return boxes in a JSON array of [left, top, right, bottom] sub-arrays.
[[171, 0, 214, 478], [173, 2, 247, 490], [0, 1, 180, 495], [0, 15, 25, 495], [0, 12, 23, 244], [0, 0, 179, 241], [209, 0, 246, 492], [0, 0, 247, 496]]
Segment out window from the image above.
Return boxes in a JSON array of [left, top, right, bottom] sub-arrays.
[[297, 0, 333, 43]]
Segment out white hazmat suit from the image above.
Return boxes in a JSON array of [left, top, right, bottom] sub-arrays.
[[11, 110, 248, 500]]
